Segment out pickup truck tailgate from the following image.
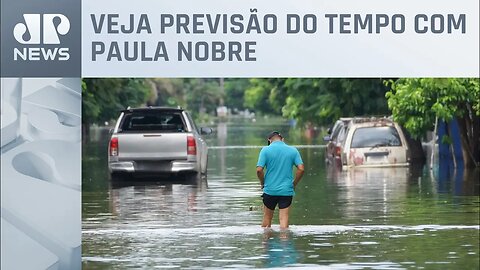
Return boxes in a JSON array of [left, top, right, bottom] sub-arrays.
[[117, 133, 188, 160]]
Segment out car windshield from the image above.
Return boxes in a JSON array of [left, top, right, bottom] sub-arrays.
[[119, 111, 186, 133], [351, 126, 402, 148]]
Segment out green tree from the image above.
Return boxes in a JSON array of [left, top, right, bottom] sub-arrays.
[[281, 78, 389, 125], [243, 78, 390, 125], [82, 78, 152, 138], [148, 78, 185, 107], [224, 79, 250, 110], [386, 78, 480, 168], [244, 79, 276, 115], [182, 78, 222, 120]]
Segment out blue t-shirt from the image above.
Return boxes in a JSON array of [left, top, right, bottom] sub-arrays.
[[256, 141, 303, 196]]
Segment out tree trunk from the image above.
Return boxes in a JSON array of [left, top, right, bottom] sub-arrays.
[[430, 117, 438, 169], [456, 115, 479, 168], [469, 109, 480, 165], [219, 78, 225, 106], [82, 123, 91, 143], [401, 126, 426, 164]]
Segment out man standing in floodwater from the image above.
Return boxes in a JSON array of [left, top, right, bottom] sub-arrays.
[[256, 131, 305, 229]]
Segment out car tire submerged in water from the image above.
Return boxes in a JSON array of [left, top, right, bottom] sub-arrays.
[[110, 172, 131, 181], [201, 156, 208, 177], [184, 171, 201, 184]]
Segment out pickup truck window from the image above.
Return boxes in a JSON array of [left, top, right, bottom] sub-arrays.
[[119, 111, 186, 133], [351, 126, 402, 148]]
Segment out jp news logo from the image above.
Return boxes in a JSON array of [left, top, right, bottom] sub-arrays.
[[13, 14, 70, 61]]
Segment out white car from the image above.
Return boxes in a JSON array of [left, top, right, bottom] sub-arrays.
[[341, 117, 410, 168]]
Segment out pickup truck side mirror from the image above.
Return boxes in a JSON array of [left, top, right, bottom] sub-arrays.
[[323, 135, 331, 142], [200, 127, 213, 135], [327, 127, 332, 135]]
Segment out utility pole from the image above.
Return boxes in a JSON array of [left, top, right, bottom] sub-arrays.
[[219, 78, 225, 106]]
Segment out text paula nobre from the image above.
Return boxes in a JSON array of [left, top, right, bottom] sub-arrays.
[[91, 41, 256, 62]]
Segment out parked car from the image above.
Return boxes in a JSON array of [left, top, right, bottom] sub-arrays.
[[323, 118, 352, 167], [108, 107, 212, 178], [340, 117, 410, 168]]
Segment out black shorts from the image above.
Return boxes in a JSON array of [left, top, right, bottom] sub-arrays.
[[262, 193, 293, 210]]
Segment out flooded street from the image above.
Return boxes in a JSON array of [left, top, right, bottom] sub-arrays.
[[82, 119, 479, 269]]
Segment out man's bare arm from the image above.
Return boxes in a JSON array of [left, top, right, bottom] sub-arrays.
[[256, 166, 265, 188], [293, 164, 305, 188]]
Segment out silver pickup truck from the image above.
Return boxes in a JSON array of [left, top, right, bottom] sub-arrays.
[[108, 107, 212, 178]]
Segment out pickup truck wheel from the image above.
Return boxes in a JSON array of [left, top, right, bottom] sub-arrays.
[[110, 172, 119, 181], [185, 171, 201, 183], [201, 157, 208, 177], [110, 172, 130, 181]]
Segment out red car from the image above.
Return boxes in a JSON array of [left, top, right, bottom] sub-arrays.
[[324, 118, 352, 168]]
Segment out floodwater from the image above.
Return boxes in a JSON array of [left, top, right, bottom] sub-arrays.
[[82, 119, 479, 269]]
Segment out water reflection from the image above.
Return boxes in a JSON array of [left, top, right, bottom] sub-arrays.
[[343, 167, 408, 220], [83, 120, 479, 269], [437, 158, 480, 196], [262, 229, 299, 267], [107, 178, 208, 228], [217, 122, 227, 177]]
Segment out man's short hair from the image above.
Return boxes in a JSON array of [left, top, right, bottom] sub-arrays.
[[267, 131, 283, 140]]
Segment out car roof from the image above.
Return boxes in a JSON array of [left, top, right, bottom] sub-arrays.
[[121, 106, 184, 113], [348, 117, 396, 128]]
